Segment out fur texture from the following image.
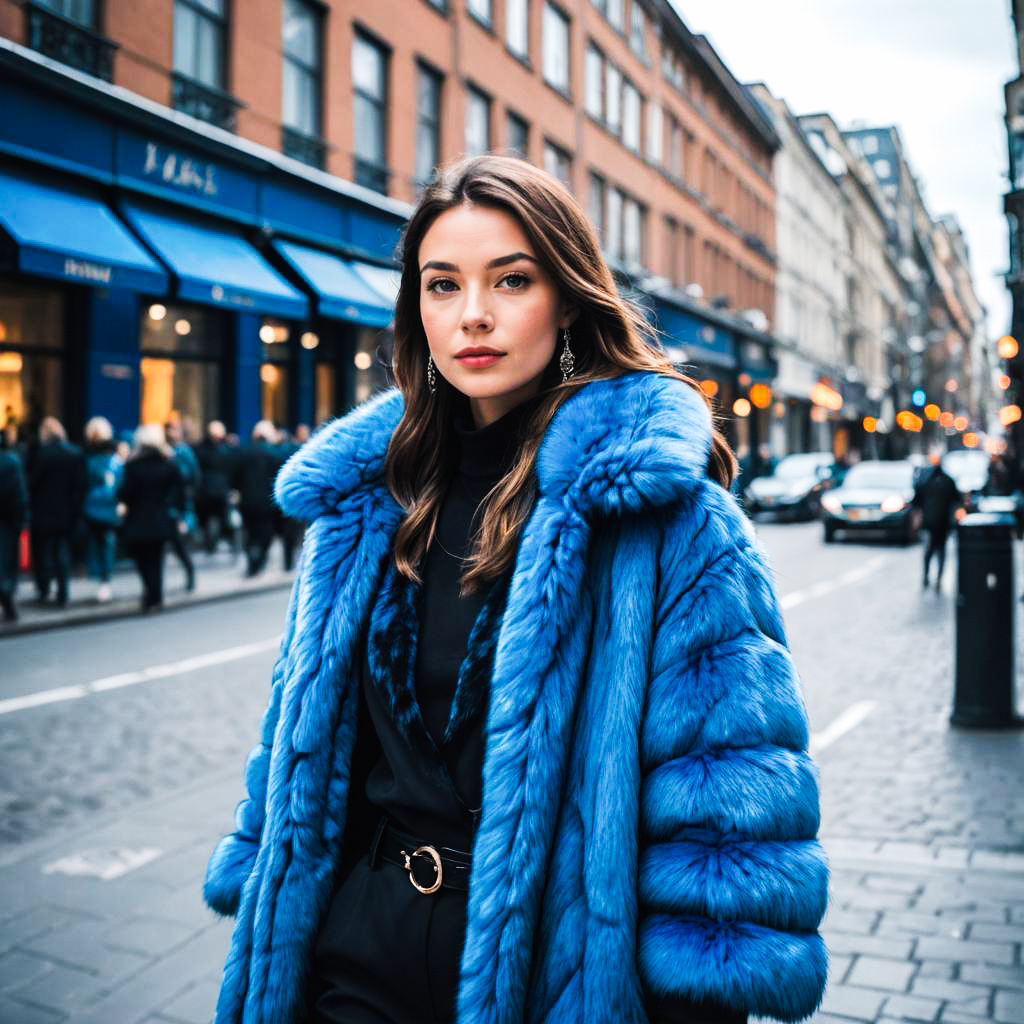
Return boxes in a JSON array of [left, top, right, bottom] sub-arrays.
[[204, 371, 830, 1024]]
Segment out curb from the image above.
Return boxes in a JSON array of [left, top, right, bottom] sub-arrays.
[[0, 575, 294, 638]]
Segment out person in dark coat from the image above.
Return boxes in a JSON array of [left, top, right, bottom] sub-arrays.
[[117, 424, 185, 612], [164, 420, 197, 592], [230, 420, 284, 577], [0, 432, 28, 622], [913, 451, 963, 590], [82, 416, 124, 604], [194, 419, 235, 554], [28, 417, 86, 607]]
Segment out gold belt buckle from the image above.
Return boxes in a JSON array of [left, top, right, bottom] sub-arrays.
[[400, 845, 443, 894]]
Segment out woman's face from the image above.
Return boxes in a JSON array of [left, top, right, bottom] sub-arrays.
[[418, 201, 573, 428]]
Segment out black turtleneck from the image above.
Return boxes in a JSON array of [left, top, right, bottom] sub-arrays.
[[355, 389, 547, 851]]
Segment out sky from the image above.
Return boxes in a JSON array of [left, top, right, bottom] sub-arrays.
[[668, 0, 1017, 338]]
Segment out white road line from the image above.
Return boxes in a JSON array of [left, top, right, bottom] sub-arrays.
[[780, 554, 888, 610], [810, 700, 878, 754], [0, 635, 282, 717]]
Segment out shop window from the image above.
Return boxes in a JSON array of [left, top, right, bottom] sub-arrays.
[[260, 319, 292, 427], [140, 301, 223, 429], [0, 281, 65, 443]]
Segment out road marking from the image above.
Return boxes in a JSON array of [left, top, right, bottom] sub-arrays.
[[43, 847, 163, 881], [810, 700, 878, 754], [0, 635, 282, 717], [780, 554, 888, 610]]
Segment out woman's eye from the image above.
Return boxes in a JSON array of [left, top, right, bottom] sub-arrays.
[[425, 278, 456, 294], [501, 272, 530, 289]]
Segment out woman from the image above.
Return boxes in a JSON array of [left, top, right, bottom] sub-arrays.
[[204, 155, 829, 1024], [83, 415, 123, 603], [117, 424, 184, 612]]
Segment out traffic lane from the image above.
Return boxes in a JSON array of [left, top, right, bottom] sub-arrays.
[[0, 601, 289, 851], [0, 587, 292, 701]]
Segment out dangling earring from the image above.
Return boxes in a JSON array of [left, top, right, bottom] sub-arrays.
[[559, 326, 575, 382], [427, 353, 436, 395]]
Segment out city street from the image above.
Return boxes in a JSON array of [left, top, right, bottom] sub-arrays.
[[0, 521, 1022, 1023]]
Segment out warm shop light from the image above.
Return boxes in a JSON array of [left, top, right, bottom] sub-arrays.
[[737, 372, 752, 388], [924, 403, 941, 421], [863, 417, 877, 433], [896, 411, 923, 432], [749, 384, 773, 409], [699, 379, 719, 399], [259, 325, 276, 343], [354, 351, 373, 370], [986, 437, 1008, 455], [944, 378, 958, 393], [810, 406, 829, 423], [301, 331, 320, 350], [963, 432, 979, 449], [953, 416, 969, 432], [999, 373, 1012, 390], [148, 304, 167, 321], [810, 382, 843, 411], [0, 352, 23, 372], [939, 411, 955, 428], [260, 364, 278, 384], [1000, 404, 1022, 427], [732, 398, 751, 417], [998, 335, 1020, 359], [174, 319, 191, 336]]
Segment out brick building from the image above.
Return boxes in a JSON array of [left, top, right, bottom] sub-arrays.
[[0, 0, 780, 453]]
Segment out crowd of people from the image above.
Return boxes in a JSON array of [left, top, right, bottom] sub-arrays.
[[0, 414, 310, 622]]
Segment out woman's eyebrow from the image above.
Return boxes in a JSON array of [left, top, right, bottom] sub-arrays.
[[419, 252, 538, 273]]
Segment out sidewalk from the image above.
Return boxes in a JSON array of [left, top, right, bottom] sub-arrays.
[[1, 549, 295, 638]]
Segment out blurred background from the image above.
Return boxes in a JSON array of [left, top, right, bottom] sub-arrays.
[[0, 2, 1022, 1023]]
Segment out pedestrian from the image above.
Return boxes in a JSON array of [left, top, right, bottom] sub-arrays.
[[913, 450, 962, 590], [230, 420, 284, 577], [194, 419, 235, 554], [204, 155, 828, 1024], [0, 430, 27, 622], [117, 424, 185, 612], [82, 416, 123, 603], [164, 419, 198, 592], [27, 416, 86, 607]]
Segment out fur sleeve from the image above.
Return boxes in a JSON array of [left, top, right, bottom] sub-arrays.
[[202, 556, 303, 918], [637, 483, 829, 1023]]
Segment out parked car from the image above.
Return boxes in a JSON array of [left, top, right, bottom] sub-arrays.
[[820, 459, 921, 544], [941, 449, 989, 513], [743, 452, 837, 521]]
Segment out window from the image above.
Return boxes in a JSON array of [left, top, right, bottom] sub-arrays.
[[862, 134, 879, 155], [682, 224, 695, 282], [621, 79, 642, 152], [416, 62, 443, 186], [646, 102, 662, 164], [872, 158, 891, 179], [605, 0, 624, 30], [623, 196, 645, 268], [466, 84, 491, 156], [588, 172, 605, 241], [664, 216, 678, 284], [37, 0, 96, 25], [605, 62, 621, 134], [282, 0, 323, 165], [542, 2, 570, 93], [543, 139, 572, 187], [606, 186, 623, 261], [585, 43, 603, 119], [260, 319, 292, 426], [629, 2, 647, 59], [506, 0, 529, 58], [173, 0, 227, 90], [353, 31, 389, 193], [661, 45, 686, 92], [468, 0, 492, 26], [506, 111, 529, 157]]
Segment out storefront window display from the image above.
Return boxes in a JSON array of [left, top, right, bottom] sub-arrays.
[[260, 319, 292, 427], [0, 281, 65, 443], [313, 322, 393, 423], [140, 301, 223, 430]]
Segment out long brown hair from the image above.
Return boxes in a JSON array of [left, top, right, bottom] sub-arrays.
[[387, 154, 736, 596]]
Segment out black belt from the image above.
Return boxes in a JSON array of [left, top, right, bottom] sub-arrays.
[[368, 816, 473, 894]]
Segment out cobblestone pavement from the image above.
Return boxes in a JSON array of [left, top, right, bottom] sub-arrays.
[[0, 520, 1020, 1023]]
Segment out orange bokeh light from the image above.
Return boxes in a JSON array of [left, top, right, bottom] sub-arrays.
[[924, 404, 940, 421], [733, 398, 752, 417], [953, 416, 969, 432], [1000, 404, 1022, 427], [939, 411, 955, 428], [963, 432, 979, 449], [863, 416, 877, 433], [699, 379, 719, 398], [749, 384, 773, 409], [998, 335, 1020, 359]]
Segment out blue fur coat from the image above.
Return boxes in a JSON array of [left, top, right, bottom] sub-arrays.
[[204, 370, 829, 1024]]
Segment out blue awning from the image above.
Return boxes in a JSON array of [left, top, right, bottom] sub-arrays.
[[0, 169, 167, 292], [121, 203, 307, 318], [653, 299, 737, 370], [273, 240, 395, 327]]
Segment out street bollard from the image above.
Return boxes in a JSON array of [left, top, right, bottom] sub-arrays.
[[952, 511, 1023, 728]]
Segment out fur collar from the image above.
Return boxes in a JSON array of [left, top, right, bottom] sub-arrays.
[[275, 370, 713, 520]]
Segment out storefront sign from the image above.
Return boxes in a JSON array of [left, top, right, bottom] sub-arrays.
[[63, 258, 112, 284], [143, 142, 219, 197], [100, 363, 134, 380]]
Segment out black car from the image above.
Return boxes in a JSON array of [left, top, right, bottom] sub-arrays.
[[820, 459, 921, 544], [743, 452, 837, 521]]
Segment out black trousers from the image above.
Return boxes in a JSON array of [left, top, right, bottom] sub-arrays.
[[127, 539, 166, 608], [197, 496, 232, 554], [0, 523, 19, 599], [306, 850, 469, 1024], [923, 524, 950, 583], [33, 528, 71, 602], [242, 512, 276, 575]]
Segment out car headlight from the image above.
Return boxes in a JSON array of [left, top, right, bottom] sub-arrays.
[[880, 495, 906, 514], [821, 494, 842, 514]]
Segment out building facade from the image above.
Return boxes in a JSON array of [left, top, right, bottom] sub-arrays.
[[0, 0, 782, 455]]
